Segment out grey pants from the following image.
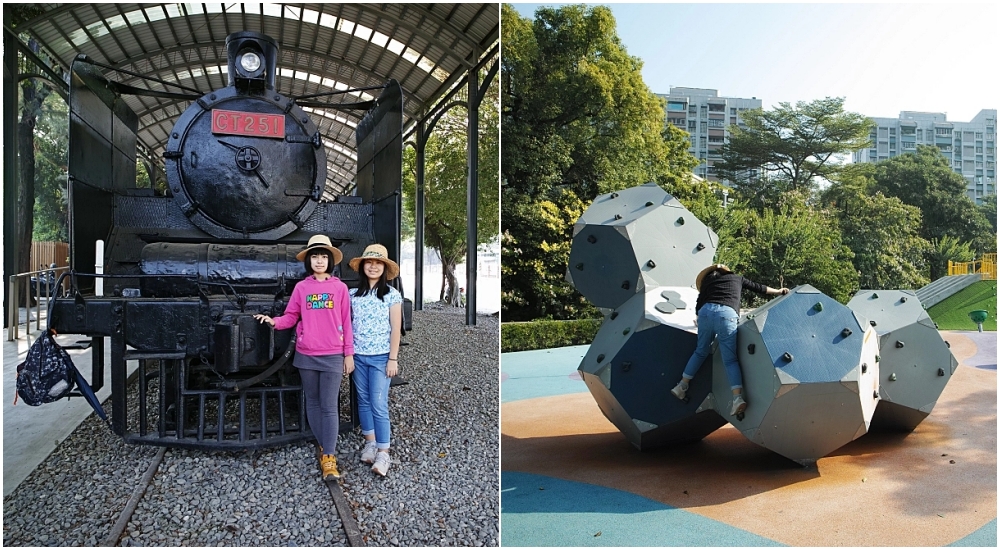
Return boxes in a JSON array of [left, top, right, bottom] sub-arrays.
[[298, 368, 343, 454]]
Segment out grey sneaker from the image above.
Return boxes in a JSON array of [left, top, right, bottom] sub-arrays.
[[372, 451, 391, 476], [360, 440, 378, 464], [730, 395, 747, 417], [670, 381, 688, 401]]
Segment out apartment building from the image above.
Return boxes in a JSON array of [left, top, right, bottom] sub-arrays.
[[853, 109, 997, 204], [658, 87, 762, 182]]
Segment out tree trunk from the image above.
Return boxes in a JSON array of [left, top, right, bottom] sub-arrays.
[[16, 78, 53, 308], [438, 257, 462, 306]]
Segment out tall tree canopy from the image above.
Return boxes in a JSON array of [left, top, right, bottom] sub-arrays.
[[820, 164, 930, 290], [716, 97, 872, 208], [722, 198, 859, 304], [871, 145, 994, 255], [402, 77, 500, 305], [501, 3, 697, 320]]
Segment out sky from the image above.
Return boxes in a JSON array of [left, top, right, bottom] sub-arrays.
[[510, 2, 998, 123]]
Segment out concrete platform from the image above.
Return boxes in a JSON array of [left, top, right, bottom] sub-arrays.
[[3, 308, 137, 497], [500, 331, 997, 546]]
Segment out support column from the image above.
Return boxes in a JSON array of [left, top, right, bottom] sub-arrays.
[[414, 120, 426, 311], [465, 69, 479, 326]]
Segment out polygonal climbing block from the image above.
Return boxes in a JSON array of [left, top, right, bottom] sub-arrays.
[[847, 290, 958, 431], [717, 285, 880, 463], [578, 286, 725, 450], [567, 182, 718, 310]]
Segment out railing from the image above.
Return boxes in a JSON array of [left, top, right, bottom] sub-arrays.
[[6, 266, 69, 343], [948, 253, 997, 280]]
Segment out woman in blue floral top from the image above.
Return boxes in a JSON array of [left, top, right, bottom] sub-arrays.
[[349, 244, 403, 476]]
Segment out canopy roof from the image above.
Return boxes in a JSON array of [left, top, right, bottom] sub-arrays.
[[10, 3, 499, 198]]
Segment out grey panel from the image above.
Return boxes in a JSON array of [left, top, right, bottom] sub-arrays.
[[717, 285, 880, 463], [847, 289, 958, 431], [568, 183, 718, 310], [578, 290, 724, 450]]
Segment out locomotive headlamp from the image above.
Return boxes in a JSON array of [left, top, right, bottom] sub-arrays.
[[240, 51, 261, 73]]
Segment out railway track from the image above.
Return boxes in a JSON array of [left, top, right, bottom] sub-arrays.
[[99, 447, 364, 547]]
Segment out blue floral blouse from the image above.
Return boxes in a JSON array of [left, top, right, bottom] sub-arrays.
[[349, 286, 402, 356]]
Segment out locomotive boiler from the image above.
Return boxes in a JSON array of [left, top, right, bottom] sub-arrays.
[[48, 32, 407, 450]]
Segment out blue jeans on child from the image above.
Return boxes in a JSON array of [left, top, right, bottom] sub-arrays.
[[682, 302, 743, 390], [353, 353, 391, 448]]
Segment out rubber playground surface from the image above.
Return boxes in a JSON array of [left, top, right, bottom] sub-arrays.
[[500, 331, 997, 547]]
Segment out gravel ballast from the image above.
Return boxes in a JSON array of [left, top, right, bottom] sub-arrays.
[[2, 306, 499, 547]]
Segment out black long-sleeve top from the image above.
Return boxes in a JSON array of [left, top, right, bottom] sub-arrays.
[[695, 271, 769, 314]]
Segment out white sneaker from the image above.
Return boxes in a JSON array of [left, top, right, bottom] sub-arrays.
[[670, 381, 688, 400], [730, 395, 747, 416], [360, 440, 378, 464], [372, 451, 391, 476]]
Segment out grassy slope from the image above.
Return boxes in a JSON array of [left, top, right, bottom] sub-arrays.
[[926, 280, 998, 331]]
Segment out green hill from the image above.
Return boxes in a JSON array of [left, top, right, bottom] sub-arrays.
[[926, 280, 997, 331]]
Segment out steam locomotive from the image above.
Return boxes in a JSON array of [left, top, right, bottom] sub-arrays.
[[48, 32, 407, 450]]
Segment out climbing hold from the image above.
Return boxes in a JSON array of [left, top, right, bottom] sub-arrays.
[[782, 352, 793, 362], [841, 328, 853, 338], [587, 234, 597, 244], [814, 302, 823, 312], [647, 260, 656, 268], [888, 373, 897, 381]]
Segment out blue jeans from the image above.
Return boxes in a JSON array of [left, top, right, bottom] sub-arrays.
[[353, 354, 391, 448], [683, 303, 743, 390]]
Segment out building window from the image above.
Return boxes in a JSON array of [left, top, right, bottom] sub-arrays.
[[976, 132, 984, 139], [878, 128, 889, 139], [730, 108, 737, 115], [688, 121, 697, 130], [878, 143, 888, 154], [936, 128, 952, 136], [667, 101, 686, 111]]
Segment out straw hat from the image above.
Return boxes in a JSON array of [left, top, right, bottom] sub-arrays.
[[695, 263, 732, 291], [295, 234, 343, 265], [349, 244, 400, 280]]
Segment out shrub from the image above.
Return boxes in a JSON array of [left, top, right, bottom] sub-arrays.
[[501, 318, 602, 353]]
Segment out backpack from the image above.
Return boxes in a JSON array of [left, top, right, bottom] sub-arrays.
[[15, 330, 77, 406]]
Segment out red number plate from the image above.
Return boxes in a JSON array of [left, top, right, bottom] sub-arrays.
[[211, 109, 285, 139]]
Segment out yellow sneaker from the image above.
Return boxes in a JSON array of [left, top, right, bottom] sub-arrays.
[[321, 454, 341, 480]]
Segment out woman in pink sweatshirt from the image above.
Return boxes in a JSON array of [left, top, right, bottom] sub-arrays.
[[255, 234, 354, 481]]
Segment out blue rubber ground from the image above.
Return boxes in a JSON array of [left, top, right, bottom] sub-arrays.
[[500, 345, 589, 403], [501, 471, 783, 547]]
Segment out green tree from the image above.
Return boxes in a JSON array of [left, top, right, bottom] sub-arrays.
[[402, 77, 499, 305], [725, 199, 858, 305], [501, 3, 697, 320], [501, 189, 597, 320], [928, 235, 976, 280], [872, 145, 994, 255], [978, 193, 997, 237], [716, 97, 873, 209], [820, 164, 930, 290], [31, 90, 69, 243]]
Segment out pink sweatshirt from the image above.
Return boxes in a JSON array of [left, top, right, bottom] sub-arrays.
[[272, 275, 354, 357]]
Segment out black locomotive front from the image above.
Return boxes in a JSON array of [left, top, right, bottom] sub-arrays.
[[48, 32, 405, 450]]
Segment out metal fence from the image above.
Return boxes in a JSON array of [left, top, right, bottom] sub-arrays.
[[948, 253, 997, 280], [6, 266, 69, 343]]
